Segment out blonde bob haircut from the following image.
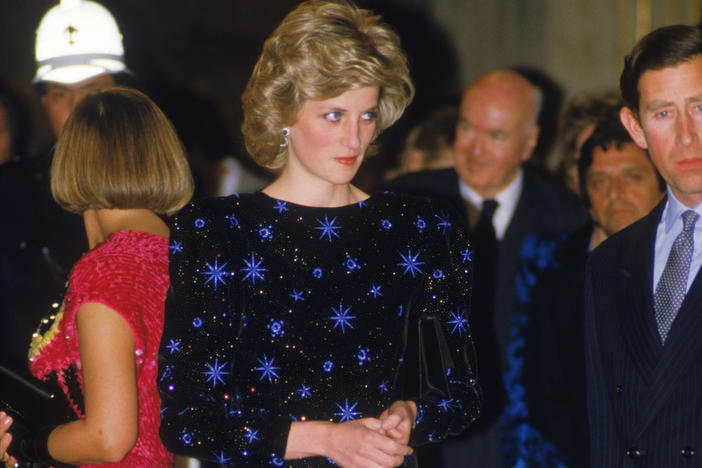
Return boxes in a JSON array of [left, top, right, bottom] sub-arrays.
[[51, 87, 194, 216], [241, 0, 415, 168]]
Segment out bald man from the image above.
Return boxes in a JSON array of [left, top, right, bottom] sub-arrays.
[[388, 70, 588, 467]]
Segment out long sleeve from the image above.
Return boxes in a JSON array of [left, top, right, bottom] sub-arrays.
[[407, 201, 483, 445], [158, 199, 292, 466]]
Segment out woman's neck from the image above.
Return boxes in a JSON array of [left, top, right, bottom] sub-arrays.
[[262, 169, 368, 208], [83, 209, 169, 249]]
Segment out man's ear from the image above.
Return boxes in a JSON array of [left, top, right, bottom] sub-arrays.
[[620, 107, 648, 150], [521, 125, 540, 162]]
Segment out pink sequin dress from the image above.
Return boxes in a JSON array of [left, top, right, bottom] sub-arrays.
[[28, 230, 173, 467]]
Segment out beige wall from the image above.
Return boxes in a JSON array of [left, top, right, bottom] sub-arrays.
[[426, 0, 702, 97]]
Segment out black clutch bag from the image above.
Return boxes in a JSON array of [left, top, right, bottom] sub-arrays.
[[402, 314, 455, 401]]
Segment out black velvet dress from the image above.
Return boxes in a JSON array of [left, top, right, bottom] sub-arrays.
[[158, 191, 482, 467]]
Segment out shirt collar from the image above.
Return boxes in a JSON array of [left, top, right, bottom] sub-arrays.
[[662, 187, 702, 234]]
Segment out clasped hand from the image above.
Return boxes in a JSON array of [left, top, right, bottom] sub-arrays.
[[324, 400, 417, 468], [0, 412, 18, 468]]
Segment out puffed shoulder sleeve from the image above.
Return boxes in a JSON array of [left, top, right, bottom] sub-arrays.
[[158, 198, 291, 465], [407, 200, 483, 446]]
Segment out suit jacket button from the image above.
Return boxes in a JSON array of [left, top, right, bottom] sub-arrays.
[[682, 447, 695, 458], [626, 447, 641, 458], [616, 385, 623, 394]]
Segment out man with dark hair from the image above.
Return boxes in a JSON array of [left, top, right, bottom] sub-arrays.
[[586, 24, 702, 466]]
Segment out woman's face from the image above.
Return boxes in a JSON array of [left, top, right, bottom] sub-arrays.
[[285, 86, 379, 187]]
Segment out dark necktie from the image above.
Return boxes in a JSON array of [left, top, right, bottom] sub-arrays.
[[654, 210, 698, 344], [469, 199, 504, 426]]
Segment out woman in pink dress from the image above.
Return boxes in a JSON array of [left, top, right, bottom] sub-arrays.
[[0, 87, 193, 467]]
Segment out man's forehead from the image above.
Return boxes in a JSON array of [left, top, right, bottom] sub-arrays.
[[44, 74, 115, 91]]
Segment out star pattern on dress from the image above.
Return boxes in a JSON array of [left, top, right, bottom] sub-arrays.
[[356, 346, 371, 366], [414, 217, 427, 232], [166, 339, 181, 354], [203, 358, 229, 388], [461, 247, 472, 263], [169, 240, 183, 254], [381, 219, 393, 230], [199, 258, 231, 290], [378, 380, 389, 393], [254, 355, 280, 383], [290, 289, 304, 302], [244, 428, 260, 443], [398, 249, 425, 278], [213, 451, 232, 463], [257, 224, 273, 241], [329, 302, 356, 333], [370, 284, 382, 298], [315, 214, 342, 242], [273, 200, 288, 213], [435, 211, 452, 234], [343, 255, 361, 273], [297, 384, 311, 399], [268, 319, 284, 338], [334, 399, 361, 422], [225, 214, 240, 229], [437, 398, 455, 411], [447, 309, 468, 335], [241, 254, 267, 284]]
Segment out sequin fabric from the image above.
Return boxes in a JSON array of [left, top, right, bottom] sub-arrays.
[[158, 191, 482, 467], [29, 230, 174, 467]]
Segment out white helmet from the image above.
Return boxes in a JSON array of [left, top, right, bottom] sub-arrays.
[[34, 0, 128, 84]]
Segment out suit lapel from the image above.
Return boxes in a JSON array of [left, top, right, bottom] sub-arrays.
[[632, 254, 702, 440], [616, 202, 663, 383]]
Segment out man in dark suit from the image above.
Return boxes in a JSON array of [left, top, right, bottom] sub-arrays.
[[586, 24, 702, 467], [389, 70, 588, 467]]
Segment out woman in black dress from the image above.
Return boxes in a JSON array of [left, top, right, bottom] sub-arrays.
[[158, 1, 481, 466]]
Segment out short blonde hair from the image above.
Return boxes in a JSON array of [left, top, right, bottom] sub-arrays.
[[51, 87, 194, 216], [242, 0, 414, 168]]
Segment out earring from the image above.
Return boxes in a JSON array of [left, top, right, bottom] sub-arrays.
[[280, 127, 291, 149]]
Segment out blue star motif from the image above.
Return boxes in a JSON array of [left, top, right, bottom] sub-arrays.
[[397, 305, 404, 317], [268, 319, 284, 338], [435, 211, 452, 234], [199, 258, 231, 289], [180, 429, 194, 446], [194, 218, 206, 229], [255, 355, 280, 383], [203, 358, 229, 388], [358, 199, 367, 207], [343, 255, 361, 273], [461, 247, 472, 263], [271, 454, 285, 466], [437, 398, 455, 411], [166, 339, 181, 354], [415, 405, 424, 425], [334, 399, 361, 422], [315, 214, 342, 242], [312, 267, 323, 278], [213, 451, 232, 463], [192, 317, 203, 328], [433, 269, 444, 279], [329, 302, 356, 333], [245, 428, 260, 443], [398, 249, 425, 278], [169, 240, 183, 254], [241, 254, 267, 284], [225, 214, 240, 229], [370, 284, 382, 298], [297, 384, 312, 398], [447, 309, 468, 335], [356, 346, 371, 366], [378, 380, 389, 393], [415, 217, 427, 232], [273, 200, 288, 213], [381, 219, 393, 229], [322, 360, 334, 373], [257, 224, 273, 241], [290, 289, 304, 302]]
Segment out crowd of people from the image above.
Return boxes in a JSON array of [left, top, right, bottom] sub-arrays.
[[1, 1, 701, 467]]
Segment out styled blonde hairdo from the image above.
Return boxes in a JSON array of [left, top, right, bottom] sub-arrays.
[[241, 0, 415, 168], [51, 87, 194, 216]]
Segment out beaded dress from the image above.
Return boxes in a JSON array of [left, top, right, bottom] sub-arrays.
[[158, 191, 482, 467], [28, 230, 174, 467]]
